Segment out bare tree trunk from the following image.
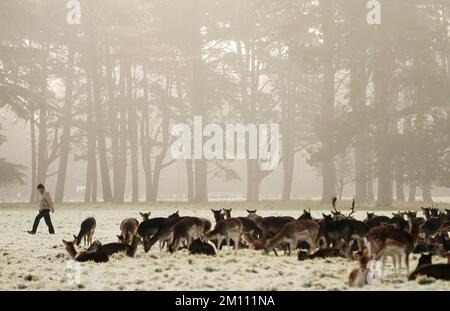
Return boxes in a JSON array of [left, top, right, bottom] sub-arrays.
[[116, 60, 128, 202], [105, 46, 120, 202], [408, 180, 416, 203], [320, 0, 336, 204], [55, 47, 75, 203], [29, 109, 37, 202], [374, 45, 394, 208], [395, 170, 405, 202], [141, 66, 153, 202], [186, 159, 195, 203], [126, 62, 139, 202], [191, 0, 207, 203], [36, 42, 48, 187], [422, 183, 433, 203], [282, 55, 295, 201], [84, 75, 97, 203], [92, 48, 113, 202]]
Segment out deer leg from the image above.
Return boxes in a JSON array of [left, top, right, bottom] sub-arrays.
[[226, 235, 231, 251]]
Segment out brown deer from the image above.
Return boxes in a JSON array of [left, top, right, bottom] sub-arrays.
[[242, 231, 278, 255], [62, 239, 109, 263], [139, 212, 151, 221], [73, 217, 96, 246], [264, 220, 319, 256], [205, 218, 243, 252], [118, 218, 139, 245], [348, 249, 370, 287], [367, 217, 420, 276], [168, 217, 206, 253]]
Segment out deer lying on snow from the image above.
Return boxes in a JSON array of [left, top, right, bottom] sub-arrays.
[[62, 236, 141, 263], [118, 218, 139, 245], [264, 220, 319, 256], [408, 253, 450, 281], [298, 248, 347, 261], [73, 217, 96, 246], [188, 239, 216, 256], [205, 218, 243, 252]]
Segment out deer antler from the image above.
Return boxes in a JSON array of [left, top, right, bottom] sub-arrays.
[[348, 198, 355, 218], [332, 196, 338, 212]]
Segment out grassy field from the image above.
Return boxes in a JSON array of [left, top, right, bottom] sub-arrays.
[[0, 202, 449, 291]]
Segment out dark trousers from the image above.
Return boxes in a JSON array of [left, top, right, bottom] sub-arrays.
[[31, 209, 55, 234]]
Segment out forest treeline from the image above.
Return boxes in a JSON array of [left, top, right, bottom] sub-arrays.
[[0, 0, 449, 207]]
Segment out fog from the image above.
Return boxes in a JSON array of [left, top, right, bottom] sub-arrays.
[[1, 0, 450, 206]]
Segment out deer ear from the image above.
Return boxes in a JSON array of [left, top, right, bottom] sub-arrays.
[[230, 208, 232, 211], [73, 234, 77, 239], [62, 240, 67, 245], [139, 212, 144, 216]]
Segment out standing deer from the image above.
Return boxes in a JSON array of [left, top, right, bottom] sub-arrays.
[[205, 218, 243, 252], [73, 217, 96, 246], [118, 218, 139, 245]]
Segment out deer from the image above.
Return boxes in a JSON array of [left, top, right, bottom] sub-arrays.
[[188, 239, 216, 256], [348, 249, 370, 287], [420, 212, 448, 241], [264, 220, 319, 256], [408, 253, 450, 281], [223, 208, 232, 219], [319, 213, 368, 252], [93, 235, 141, 257], [257, 216, 296, 239], [298, 247, 347, 261], [73, 217, 96, 246], [63, 239, 109, 263], [138, 211, 180, 249], [298, 209, 313, 220], [139, 212, 151, 221], [205, 218, 243, 252], [211, 209, 225, 223], [367, 216, 421, 276], [118, 218, 139, 245], [364, 213, 391, 229], [242, 231, 278, 255], [168, 217, 206, 253], [143, 214, 183, 252]]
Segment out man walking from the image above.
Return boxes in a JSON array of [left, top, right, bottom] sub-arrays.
[[28, 184, 55, 234]]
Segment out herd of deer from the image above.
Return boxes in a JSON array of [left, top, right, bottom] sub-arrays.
[[62, 197, 450, 288]]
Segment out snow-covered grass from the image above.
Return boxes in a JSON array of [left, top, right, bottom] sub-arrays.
[[0, 203, 449, 291]]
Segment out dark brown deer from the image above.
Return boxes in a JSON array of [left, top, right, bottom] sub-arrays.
[[139, 212, 151, 221], [73, 217, 96, 246], [409, 253, 450, 281], [223, 208, 232, 219]]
